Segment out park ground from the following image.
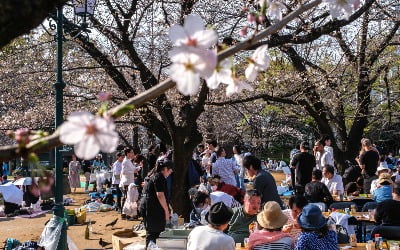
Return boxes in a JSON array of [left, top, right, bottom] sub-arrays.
[[0, 172, 285, 249]]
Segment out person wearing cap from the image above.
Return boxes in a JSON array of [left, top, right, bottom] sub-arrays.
[[243, 155, 283, 208], [247, 201, 292, 250], [321, 165, 344, 196], [227, 189, 261, 244], [187, 201, 235, 250], [372, 172, 393, 203], [370, 163, 390, 193], [375, 182, 400, 226], [140, 158, 173, 246], [291, 141, 316, 195], [356, 138, 379, 194], [295, 204, 338, 250]]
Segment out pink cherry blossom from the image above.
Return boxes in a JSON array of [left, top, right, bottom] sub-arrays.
[[245, 45, 270, 82], [226, 77, 254, 97], [240, 26, 248, 37], [206, 59, 234, 89]]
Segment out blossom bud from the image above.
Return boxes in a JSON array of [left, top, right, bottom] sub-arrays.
[[240, 26, 248, 37], [257, 15, 265, 24], [247, 13, 256, 23], [241, 6, 248, 12], [97, 91, 112, 101], [15, 128, 30, 145]]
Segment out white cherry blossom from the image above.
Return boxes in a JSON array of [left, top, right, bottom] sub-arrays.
[[267, 1, 286, 20], [226, 77, 254, 97], [323, 0, 358, 19], [206, 59, 234, 89], [245, 45, 270, 82], [168, 14, 218, 49], [59, 111, 119, 160], [169, 47, 216, 95]]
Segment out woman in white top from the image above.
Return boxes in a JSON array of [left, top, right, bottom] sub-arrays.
[[68, 154, 81, 193], [233, 145, 245, 190]]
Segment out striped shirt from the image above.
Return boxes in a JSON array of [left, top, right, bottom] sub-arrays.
[[212, 157, 238, 186], [253, 237, 292, 250]]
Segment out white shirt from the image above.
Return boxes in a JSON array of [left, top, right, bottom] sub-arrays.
[[212, 157, 238, 186], [316, 150, 334, 170], [187, 225, 235, 250], [111, 160, 122, 185], [322, 174, 344, 195], [370, 179, 379, 194], [119, 157, 139, 187]]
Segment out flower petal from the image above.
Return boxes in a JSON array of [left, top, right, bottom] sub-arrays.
[[193, 30, 218, 49], [168, 25, 188, 46], [184, 15, 205, 37], [74, 135, 100, 160], [245, 64, 258, 82]]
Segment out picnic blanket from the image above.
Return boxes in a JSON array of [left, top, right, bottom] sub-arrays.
[[15, 210, 49, 218]]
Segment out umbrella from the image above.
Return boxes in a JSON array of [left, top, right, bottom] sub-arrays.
[[0, 182, 23, 205], [13, 177, 32, 186]]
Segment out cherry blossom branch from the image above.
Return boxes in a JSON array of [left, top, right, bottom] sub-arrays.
[[0, 0, 322, 161]]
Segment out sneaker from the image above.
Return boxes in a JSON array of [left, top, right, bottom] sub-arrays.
[[84, 189, 89, 193], [121, 214, 127, 220]]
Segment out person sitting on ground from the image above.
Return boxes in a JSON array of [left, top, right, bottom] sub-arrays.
[[243, 155, 283, 208], [370, 164, 390, 194], [373, 173, 393, 203], [227, 189, 261, 244], [282, 195, 309, 244], [187, 201, 235, 250], [305, 169, 333, 206], [247, 201, 292, 250], [190, 191, 210, 226], [375, 181, 400, 226], [211, 175, 244, 204], [295, 204, 338, 250], [321, 165, 344, 196], [344, 177, 364, 196]]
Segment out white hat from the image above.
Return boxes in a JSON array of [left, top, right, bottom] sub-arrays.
[[377, 163, 389, 172]]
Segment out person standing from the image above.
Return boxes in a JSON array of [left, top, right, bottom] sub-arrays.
[[141, 159, 174, 246], [120, 147, 141, 218], [146, 144, 158, 178], [112, 152, 124, 210], [233, 145, 245, 190], [206, 140, 218, 163], [356, 138, 379, 194], [68, 154, 81, 193], [243, 155, 283, 208], [291, 141, 316, 194], [82, 160, 92, 192], [212, 147, 238, 187], [313, 140, 334, 170]]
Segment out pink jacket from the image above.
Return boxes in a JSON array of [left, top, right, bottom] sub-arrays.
[[247, 230, 290, 250]]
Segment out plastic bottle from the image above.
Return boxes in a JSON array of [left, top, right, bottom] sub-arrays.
[[374, 234, 381, 249]]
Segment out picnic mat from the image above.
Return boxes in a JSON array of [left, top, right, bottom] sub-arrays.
[[15, 210, 50, 218]]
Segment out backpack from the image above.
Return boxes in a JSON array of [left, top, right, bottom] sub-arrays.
[[328, 217, 350, 243]]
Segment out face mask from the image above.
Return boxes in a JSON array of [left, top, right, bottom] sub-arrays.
[[195, 207, 203, 214], [211, 185, 217, 191]]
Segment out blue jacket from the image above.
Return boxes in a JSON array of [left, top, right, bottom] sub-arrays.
[[373, 185, 392, 203]]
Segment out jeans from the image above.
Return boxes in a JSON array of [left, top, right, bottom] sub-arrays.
[[113, 184, 122, 209]]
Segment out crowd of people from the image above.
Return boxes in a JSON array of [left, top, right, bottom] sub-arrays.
[[60, 136, 400, 249]]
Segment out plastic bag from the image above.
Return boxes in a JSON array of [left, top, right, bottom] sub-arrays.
[[147, 241, 161, 250], [38, 215, 64, 249], [122, 184, 139, 217]]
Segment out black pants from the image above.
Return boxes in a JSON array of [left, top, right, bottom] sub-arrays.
[[363, 175, 377, 194], [146, 231, 161, 246], [113, 184, 122, 209], [290, 168, 296, 190]]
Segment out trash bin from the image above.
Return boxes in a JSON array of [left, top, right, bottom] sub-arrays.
[[156, 229, 192, 250]]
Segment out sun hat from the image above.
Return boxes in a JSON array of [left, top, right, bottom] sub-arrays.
[[300, 141, 310, 150], [206, 201, 233, 226], [378, 172, 393, 185], [377, 163, 389, 172], [297, 204, 327, 230], [257, 201, 288, 229]]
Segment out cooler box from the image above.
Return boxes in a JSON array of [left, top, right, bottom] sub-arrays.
[[156, 229, 192, 250]]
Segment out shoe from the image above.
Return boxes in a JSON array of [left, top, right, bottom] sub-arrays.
[[121, 214, 127, 220]]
